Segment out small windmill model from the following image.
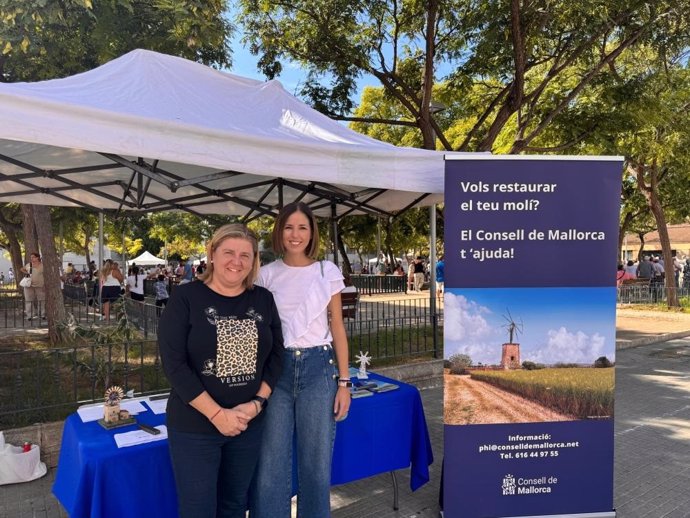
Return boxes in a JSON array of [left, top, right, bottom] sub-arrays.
[[500, 310, 522, 370]]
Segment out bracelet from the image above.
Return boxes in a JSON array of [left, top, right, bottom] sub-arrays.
[[252, 399, 262, 414], [209, 408, 222, 421]]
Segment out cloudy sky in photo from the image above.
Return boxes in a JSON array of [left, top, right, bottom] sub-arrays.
[[444, 287, 617, 366]]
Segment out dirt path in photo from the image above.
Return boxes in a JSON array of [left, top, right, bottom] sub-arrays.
[[444, 372, 573, 425]]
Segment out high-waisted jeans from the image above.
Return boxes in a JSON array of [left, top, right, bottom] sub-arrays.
[[251, 345, 338, 518]]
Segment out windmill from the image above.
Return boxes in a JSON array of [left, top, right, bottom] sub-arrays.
[[502, 309, 524, 344], [500, 309, 523, 370]]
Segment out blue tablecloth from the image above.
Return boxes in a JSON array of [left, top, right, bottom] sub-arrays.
[[53, 373, 433, 518]]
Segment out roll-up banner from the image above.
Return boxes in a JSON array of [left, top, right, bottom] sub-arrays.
[[443, 156, 622, 518]]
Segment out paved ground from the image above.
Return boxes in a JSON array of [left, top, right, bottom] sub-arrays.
[[2, 305, 690, 518]]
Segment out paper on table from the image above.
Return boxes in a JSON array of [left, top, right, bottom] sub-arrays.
[[145, 398, 168, 415], [114, 425, 168, 448], [77, 398, 149, 423]]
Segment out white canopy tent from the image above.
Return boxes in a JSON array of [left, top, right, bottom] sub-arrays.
[[126, 251, 166, 267], [0, 49, 451, 219]]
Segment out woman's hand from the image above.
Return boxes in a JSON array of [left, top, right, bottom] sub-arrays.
[[333, 386, 351, 422], [232, 401, 261, 421], [211, 408, 250, 436]]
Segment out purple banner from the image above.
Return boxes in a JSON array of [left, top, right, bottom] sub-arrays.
[[443, 156, 621, 518], [444, 158, 621, 288]]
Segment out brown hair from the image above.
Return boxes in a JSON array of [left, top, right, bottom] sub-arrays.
[[271, 202, 320, 259], [199, 223, 260, 290]]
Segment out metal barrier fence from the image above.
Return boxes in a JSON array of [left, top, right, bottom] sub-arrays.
[[0, 289, 443, 428], [0, 339, 168, 429], [618, 284, 690, 304], [350, 274, 407, 295]]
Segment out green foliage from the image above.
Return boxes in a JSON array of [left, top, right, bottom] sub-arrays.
[[0, 0, 234, 82], [594, 356, 613, 368], [448, 353, 472, 374], [521, 360, 545, 370], [239, 0, 690, 153]]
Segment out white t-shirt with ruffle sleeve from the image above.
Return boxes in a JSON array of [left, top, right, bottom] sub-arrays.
[[256, 260, 345, 348]]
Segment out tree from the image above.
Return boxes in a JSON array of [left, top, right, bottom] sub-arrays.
[[594, 356, 613, 368], [0, 0, 234, 82], [1, 0, 235, 340], [34, 206, 67, 342], [238, 0, 689, 153], [448, 353, 472, 374], [0, 204, 24, 278]]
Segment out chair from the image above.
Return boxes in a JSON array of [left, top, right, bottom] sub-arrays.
[[341, 289, 359, 319]]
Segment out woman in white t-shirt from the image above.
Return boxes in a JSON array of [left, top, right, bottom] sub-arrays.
[[126, 265, 148, 302], [252, 202, 351, 518], [99, 260, 124, 321]]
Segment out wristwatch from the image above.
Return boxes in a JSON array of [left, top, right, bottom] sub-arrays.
[[251, 395, 267, 409], [337, 378, 352, 388]]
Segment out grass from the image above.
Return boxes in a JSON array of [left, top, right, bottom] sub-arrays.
[[347, 324, 442, 363], [470, 367, 614, 419]]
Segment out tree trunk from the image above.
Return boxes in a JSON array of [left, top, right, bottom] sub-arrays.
[[336, 230, 352, 276], [634, 164, 678, 307], [637, 232, 646, 262], [33, 206, 67, 343], [21, 205, 39, 262], [618, 212, 634, 262]]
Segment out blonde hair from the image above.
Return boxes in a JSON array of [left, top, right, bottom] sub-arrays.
[[271, 202, 320, 259], [100, 259, 115, 280], [199, 224, 260, 290]]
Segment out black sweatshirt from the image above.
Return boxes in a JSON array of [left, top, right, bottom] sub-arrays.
[[158, 281, 284, 433]]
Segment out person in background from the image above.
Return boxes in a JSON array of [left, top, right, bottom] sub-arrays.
[[20, 252, 45, 320], [683, 259, 690, 290], [159, 224, 284, 518], [407, 259, 415, 293], [616, 263, 635, 287], [99, 259, 124, 321], [179, 259, 194, 284], [436, 254, 445, 303], [636, 256, 653, 279], [624, 259, 637, 277], [126, 265, 148, 302], [154, 274, 169, 316], [413, 256, 425, 292], [673, 254, 683, 288], [650, 257, 665, 302], [251, 202, 351, 518]]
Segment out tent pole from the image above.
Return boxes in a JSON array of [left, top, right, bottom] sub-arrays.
[[429, 204, 438, 358], [376, 218, 382, 263], [331, 203, 339, 266], [122, 225, 127, 272], [98, 212, 104, 272]]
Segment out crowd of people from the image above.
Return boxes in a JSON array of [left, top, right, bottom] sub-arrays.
[[617, 254, 690, 302]]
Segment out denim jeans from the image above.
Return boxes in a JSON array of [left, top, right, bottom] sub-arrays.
[[251, 345, 338, 518], [168, 412, 265, 518]]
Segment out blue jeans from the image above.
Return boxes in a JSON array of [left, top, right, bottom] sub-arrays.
[[251, 345, 338, 518], [168, 412, 265, 518]]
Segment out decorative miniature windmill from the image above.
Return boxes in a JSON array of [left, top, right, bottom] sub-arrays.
[[500, 310, 523, 370], [355, 351, 371, 379]]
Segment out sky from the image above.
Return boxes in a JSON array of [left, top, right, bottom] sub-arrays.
[[444, 287, 617, 366], [229, 36, 379, 102]]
